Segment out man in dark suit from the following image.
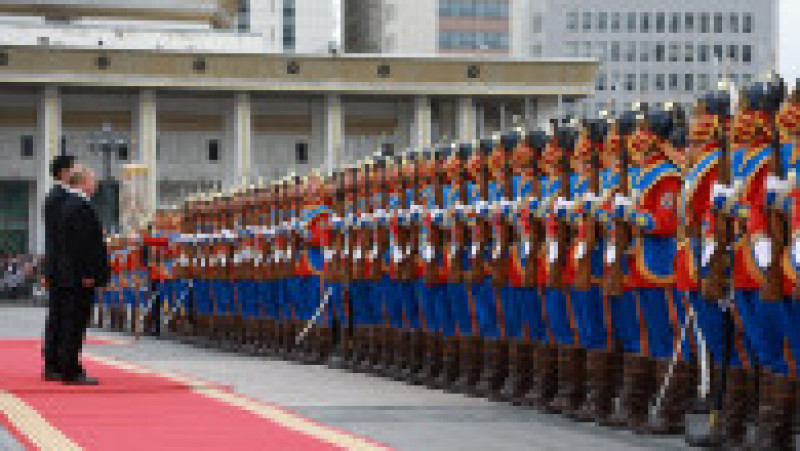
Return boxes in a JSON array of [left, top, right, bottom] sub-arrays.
[[42, 154, 75, 381], [56, 166, 110, 385]]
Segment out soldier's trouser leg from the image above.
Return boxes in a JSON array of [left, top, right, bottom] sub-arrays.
[[498, 286, 534, 402], [735, 290, 787, 375], [420, 284, 446, 384], [452, 282, 481, 393], [544, 288, 574, 346], [433, 283, 463, 388], [574, 287, 618, 421], [603, 290, 646, 427], [572, 287, 607, 351], [690, 291, 744, 367], [474, 278, 498, 339], [474, 278, 504, 396], [547, 288, 585, 414]]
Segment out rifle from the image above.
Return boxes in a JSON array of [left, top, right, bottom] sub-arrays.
[[550, 120, 573, 289], [450, 144, 471, 284], [492, 133, 516, 287], [523, 131, 547, 287], [575, 121, 601, 291], [605, 115, 634, 298], [467, 139, 492, 284], [425, 149, 445, 285]]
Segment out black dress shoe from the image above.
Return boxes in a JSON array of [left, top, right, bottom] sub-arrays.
[[62, 374, 99, 386], [42, 371, 64, 382]]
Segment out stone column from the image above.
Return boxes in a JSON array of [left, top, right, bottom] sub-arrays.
[[523, 97, 537, 130], [536, 95, 561, 130], [455, 96, 477, 142], [411, 95, 432, 149], [231, 92, 252, 184], [324, 94, 344, 172], [136, 89, 158, 214], [33, 85, 61, 254]]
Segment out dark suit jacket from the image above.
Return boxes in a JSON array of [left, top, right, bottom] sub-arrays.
[[43, 183, 70, 282], [57, 194, 110, 290]]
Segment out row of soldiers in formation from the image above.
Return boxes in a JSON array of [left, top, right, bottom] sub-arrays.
[[98, 77, 800, 448]]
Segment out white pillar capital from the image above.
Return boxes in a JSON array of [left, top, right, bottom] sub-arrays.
[[325, 94, 343, 173], [231, 91, 252, 185], [136, 88, 158, 217], [412, 95, 432, 149], [456, 96, 477, 143]]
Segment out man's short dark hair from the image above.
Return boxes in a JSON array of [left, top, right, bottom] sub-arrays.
[[49, 155, 75, 179]]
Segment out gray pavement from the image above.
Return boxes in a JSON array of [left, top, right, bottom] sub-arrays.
[[0, 306, 690, 450]]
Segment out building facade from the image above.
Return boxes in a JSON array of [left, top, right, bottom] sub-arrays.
[[344, 0, 779, 113]]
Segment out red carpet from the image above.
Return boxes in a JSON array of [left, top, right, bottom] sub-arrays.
[[0, 340, 386, 450]]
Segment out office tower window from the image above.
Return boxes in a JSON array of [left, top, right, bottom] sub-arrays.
[[685, 13, 695, 32], [595, 41, 608, 60], [656, 13, 665, 32], [237, 0, 250, 32], [207, 139, 220, 162], [701, 13, 710, 33], [282, 0, 296, 50], [656, 43, 665, 62], [117, 144, 128, 161], [627, 12, 637, 32], [743, 73, 754, 84], [567, 11, 578, 31], [699, 44, 709, 62], [598, 12, 607, 32], [640, 41, 650, 62], [730, 74, 739, 85], [669, 43, 679, 62], [743, 13, 753, 33], [295, 142, 308, 164], [532, 13, 543, 33], [669, 74, 679, 91], [611, 12, 621, 32], [583, 12, 592, 31], [20, 135, 33, 159], [730, 13, 739, 33], [685, 74, 694, 91], [728, 45, 738, 62], [625, 73, 636, 91], [685, 43, 694, 62], [640, 13, 650, 32], [610, 72, 620, 92], [713, 44, 723, 62], [626, 42, 636, 62], [582, 41, 592, 57], [565, 41, 578, 57], [670, 13, 681, 33], [530, 44, 543, 56], [698, 73, 709, 91], [597, 72, 607, 91], [743, 45, 752, 63], [640, 73, 649, 92], [656, 74, 665, 91], [714, 13, 723, 33], [610, 42, 620, 61]]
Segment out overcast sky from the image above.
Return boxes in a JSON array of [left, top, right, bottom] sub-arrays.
[[781, 0, 799, 85]]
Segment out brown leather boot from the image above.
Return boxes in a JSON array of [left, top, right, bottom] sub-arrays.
[[499, 340, 534, 403], [549, 345, 587, 415], [386, 329, 409, 379], [520, 342, 558, 409], [645, 360, 697, 434], [749, 372, 795, 450], [574, 350, 616, 422], [419, 332, 444, 387], [602, 355, 655, 430], [402, 329, 425, 383], [451, 336, 483, 395], [432, 336, 460, 390]]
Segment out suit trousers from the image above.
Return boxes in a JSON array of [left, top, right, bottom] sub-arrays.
[[43, 286, 66, 373], [56, 287, 94, 378]]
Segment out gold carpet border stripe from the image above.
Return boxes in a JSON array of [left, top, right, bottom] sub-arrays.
[[85, 354, 388, 450], [0, 391, 82, 450]]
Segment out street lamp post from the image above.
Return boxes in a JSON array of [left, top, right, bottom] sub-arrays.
[[87, 122, 129, 233]]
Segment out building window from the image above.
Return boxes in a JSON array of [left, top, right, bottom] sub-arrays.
[[699, 44, 709, 62], [117, 144, 128, 161], [295, 142, 308, 164], [598, 12, 607, 32], [610, 41, 620, 61], [625, 73, 636, 91], [743, 45, 752, 63], [611, 12, 620, 31], [532, 13, 543, 33], [627, 12, 636, 32], [610, 72, 620, 92], [565, 41, 578, 57], [685, 13, 695, 32], [640, 41, 650, 62], [282, 0, 296, 50], [640, 13, 650, 32], [597, 72, 607, 91], [698, 73, 709, 91], [669, 43, 679, 62], [567, 11, 578, 31], [743, 13, 753, 33], [743, 73, 754, 84], [670, 13, 681, 33], [655, 43, 665, 62], [730, 13, 739, 33], [20, 135, 33, 159], [728, 45, 738, 62], [714, 13, 723, 33], [625, 42, 636, 62], [582, 41, 592, 57], [685, 73, 694, 91], [530, 44, 543, 57], [640, 73, 649, 92], [582, 12, 592, 31], [207, 139, 220, 162], [669, 74, 679, 91], [656, 73, 665, 91], [595, 41, 607, 60], [685, 43, 694, 62], [713, 44, 723, 62], [656, 13, 665, 32], [701, 13, 710, 33]]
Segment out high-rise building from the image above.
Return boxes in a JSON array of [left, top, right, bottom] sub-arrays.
[[345, 0, 779, 113]]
